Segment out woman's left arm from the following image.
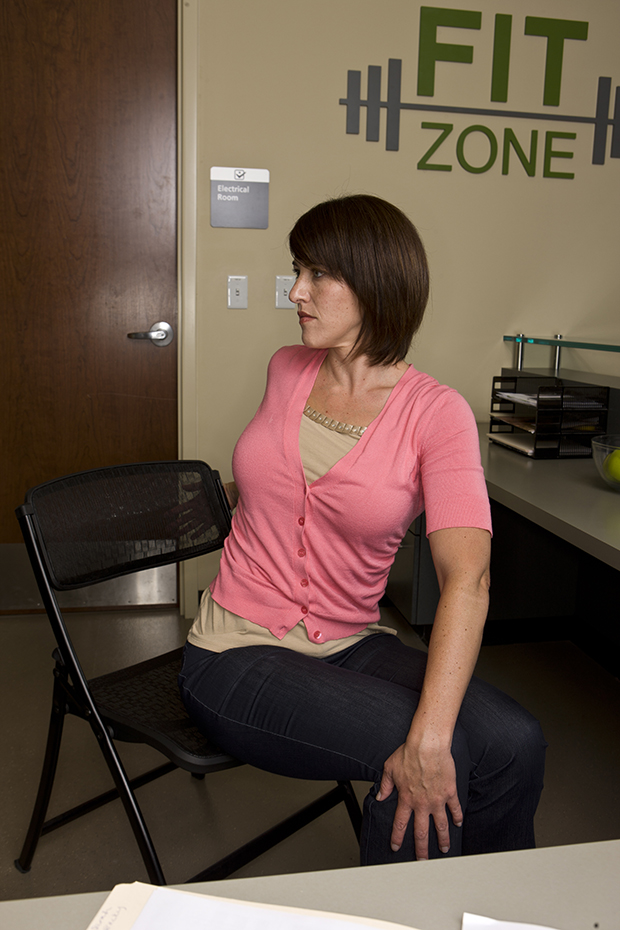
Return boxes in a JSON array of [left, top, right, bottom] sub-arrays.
[[377, 525, 491, 860]]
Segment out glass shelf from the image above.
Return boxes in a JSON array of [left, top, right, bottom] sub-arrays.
[[504, 334, 620, 373], [504, 336, 620, 353]]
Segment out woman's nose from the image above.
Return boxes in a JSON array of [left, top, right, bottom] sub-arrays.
[[289, 275, 305, 303]]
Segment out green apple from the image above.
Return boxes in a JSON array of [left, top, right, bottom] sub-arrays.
[[603, 449, 620, 484]]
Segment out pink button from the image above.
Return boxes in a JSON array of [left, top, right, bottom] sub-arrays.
[[298, 517, 305, 526], [300, 578, 309, 587], [313, 630, 322, 640], [297, 548, 306, 558], [301, 606, 308, 615]]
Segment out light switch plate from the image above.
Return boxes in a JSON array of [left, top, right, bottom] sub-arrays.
[[276, 275, 296, 309], [228, 276, 248, 309]]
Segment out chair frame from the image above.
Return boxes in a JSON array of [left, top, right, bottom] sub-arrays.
[[14, 461, 362, 885]]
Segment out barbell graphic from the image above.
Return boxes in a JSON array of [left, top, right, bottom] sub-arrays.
[[340, 59, 619, 165]]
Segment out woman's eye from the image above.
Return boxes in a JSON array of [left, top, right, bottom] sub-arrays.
[[291, 265, 326, 280]]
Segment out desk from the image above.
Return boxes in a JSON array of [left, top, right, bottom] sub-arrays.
[[0, 840, 617, 930], [479, 426, 620, 572], [478, 428, 620, 649]]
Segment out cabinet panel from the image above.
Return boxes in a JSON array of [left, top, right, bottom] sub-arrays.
[[385, 514, 440, 626]]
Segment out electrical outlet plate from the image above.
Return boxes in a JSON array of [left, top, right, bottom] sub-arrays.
[[276, 276, 296, 309], [228, 276, 248, 309]]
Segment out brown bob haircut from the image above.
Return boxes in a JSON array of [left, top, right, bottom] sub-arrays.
[[289, 194, 429, 367]]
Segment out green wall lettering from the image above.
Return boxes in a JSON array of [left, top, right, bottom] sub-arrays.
[[418, 11, 589, 105], [416, 123, 576, 178], [417, 122, 454, 170], [502, 128, 538, 176], [491, 14, 512, 103], [456, 124, 498, 173], [524, 17, 589, 106], [543, 131, 576, 178], [417, 7, 482, 97]]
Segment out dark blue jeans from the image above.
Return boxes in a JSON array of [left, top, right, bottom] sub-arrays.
[[179, 634, 546, 864]]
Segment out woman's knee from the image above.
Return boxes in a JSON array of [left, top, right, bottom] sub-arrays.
[[493, 694, 547, 773], [460, 676, 547, 781], [507, 711, 547, 788]]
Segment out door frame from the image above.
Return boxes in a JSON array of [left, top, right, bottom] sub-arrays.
[[178, 0, 201, 618]]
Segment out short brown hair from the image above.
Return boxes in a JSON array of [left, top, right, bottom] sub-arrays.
[[289, 194, 429, 366]]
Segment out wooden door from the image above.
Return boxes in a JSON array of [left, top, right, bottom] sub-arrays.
[[0, 0, 178, 552]]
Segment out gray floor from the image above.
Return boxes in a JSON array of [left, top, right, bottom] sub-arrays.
[[1, 603, 619, 902]]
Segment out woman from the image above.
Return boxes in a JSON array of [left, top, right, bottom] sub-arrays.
[[180, 194, 546, 864]]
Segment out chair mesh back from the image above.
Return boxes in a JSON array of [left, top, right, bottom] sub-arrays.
[[23, 461, 231, 589]]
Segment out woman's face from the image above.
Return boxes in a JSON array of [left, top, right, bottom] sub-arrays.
[[289, 263, 362, 354]]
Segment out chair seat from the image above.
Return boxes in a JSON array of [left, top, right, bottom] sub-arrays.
[[89, 648, 241, 774]]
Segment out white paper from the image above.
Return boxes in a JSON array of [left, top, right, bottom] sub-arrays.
[[86, 882, 419, 930], [495, 392, 538, 407], [86, 882, 154, 930], [463, 912, 561, 930]]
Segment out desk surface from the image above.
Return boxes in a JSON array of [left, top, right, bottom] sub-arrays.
[[0, 840, 618, 930], [479, 426, 620, 570]]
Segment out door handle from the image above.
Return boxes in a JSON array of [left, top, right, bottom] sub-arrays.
[[127, 321, 173, 347]]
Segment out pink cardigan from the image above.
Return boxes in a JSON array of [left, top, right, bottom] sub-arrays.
[[210, 346, 491, 644]]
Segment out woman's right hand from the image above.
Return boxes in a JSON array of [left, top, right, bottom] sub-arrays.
[[377, 736, 461, 861]]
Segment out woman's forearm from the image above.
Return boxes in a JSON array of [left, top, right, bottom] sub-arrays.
[[406, 571, 488, 748]]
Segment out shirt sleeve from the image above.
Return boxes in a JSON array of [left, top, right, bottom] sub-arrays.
[[417, 388, 492, 536]]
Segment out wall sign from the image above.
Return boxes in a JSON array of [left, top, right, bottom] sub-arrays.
[[339, 7, 619, 179], [210, 167, 269, 228]]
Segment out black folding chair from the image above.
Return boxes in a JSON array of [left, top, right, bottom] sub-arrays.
[[14, 460, 362, 885]]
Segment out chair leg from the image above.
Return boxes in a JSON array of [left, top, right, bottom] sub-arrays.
[[16, 675, 167, 884], [15, 678, 66, 873], [338, 781, 363, 843], [187, 782, 363, 884], [88, 715, 167, 885]]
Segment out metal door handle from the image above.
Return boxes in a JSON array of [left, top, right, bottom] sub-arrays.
[[127, 321, 173, 347]]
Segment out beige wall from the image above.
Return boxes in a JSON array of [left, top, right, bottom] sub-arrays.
[[179, 0, 620, 611]]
